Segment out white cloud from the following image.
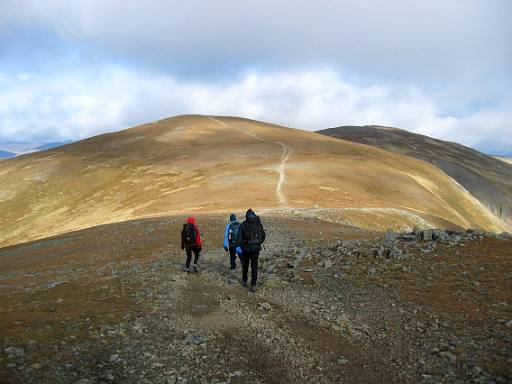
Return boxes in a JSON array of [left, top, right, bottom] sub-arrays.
[[0, 67, 510, 154], [2, 0, 511, 82], [0, 1, 510, 155]]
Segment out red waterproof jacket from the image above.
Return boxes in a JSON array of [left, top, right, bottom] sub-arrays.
[[181, 216, 202, 248]]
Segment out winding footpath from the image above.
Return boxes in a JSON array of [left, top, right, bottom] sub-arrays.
[[207, 116, 265, 142], [276, 141, 292, 207], [207, 116, 292, 207]]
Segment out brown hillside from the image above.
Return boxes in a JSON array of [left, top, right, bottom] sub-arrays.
[[0, 115, 508, 247], [318, 125, 512, 231]]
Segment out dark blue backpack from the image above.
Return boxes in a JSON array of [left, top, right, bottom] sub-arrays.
[[228, 222, 240, 246]]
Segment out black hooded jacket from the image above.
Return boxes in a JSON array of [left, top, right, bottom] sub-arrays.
[[237, 209, 266, 252]]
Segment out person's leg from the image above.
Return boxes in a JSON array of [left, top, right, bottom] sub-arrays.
[[250, 250, 259, 287], [242, 251, 250, 285], [191, 247, 199, 272], [229, 246, 237, 269], [193, 247, 200, 265], [185, 248, 192, 270], [237, 251, 244, 268]]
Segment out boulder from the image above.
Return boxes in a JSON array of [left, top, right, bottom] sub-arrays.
[[420, 229, 434, 241]]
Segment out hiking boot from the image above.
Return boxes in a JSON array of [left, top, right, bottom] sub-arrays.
[[185, 267, 190, 273], [192, 264, 198, 273], [250, 285, 257, 293], [241, 280, 247, 287]]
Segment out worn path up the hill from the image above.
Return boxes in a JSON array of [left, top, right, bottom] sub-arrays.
[[275, 141, 292, 207], [206, 116, 265, 143], [207, 116, 293, 207]]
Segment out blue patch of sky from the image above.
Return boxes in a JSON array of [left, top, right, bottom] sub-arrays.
[[0, 25, 261, 81], [0, 26, 114, 75], [0, 23, 418, 86], [437, 98, 502, 119]]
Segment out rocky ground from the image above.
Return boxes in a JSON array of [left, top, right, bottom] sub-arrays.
[[1, 215, 511, 383]]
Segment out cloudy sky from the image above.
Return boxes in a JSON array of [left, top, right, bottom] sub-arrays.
[[0, 0, 511, 154]]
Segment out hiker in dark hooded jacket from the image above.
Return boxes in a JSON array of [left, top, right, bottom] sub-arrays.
[[223, 213, 242, 270], [237, 209, 266, 292], [181, 217, 202, 273]]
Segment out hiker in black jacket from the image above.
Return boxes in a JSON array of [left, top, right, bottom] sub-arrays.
[[237, 209, 266, 292]]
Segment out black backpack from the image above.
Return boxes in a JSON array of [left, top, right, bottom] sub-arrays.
[[182, 223, 197, 246], [244, 220, 265, 247], [228, 222, 240, 246]]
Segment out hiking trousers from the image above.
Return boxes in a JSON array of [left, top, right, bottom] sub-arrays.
[[185, 246, 200, 268], [242, 250, 259, 286], [229, 245, 243, 269]]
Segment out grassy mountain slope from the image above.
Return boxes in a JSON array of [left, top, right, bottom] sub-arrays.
[[319, 125, 512, 232], [0, 115, 508, 247]]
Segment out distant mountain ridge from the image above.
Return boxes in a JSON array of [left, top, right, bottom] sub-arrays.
[[318, 125, 512, 230], [0, 150, 16, 158], [35, 141, 72, 151], [0, 141, 71, 156]]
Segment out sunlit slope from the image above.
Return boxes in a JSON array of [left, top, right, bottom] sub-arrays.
[[319, 125, 512, 231], [0, 115, 507, 247], [495, 156, 512, 165]]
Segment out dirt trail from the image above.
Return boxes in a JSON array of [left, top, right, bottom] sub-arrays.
[[149, 224, 399, 383], [207, 116, 292, 207], [275, 141, 292, 207], [207, 116, 265, 142]]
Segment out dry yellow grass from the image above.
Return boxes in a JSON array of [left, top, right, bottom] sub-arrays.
[[0, 114, 508, 247]]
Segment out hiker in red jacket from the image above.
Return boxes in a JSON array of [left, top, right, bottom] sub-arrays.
[[181, 217, 202, 273]]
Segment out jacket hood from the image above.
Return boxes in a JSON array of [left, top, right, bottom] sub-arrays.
[[229, 213, 237, 222], [186, 217, 196, 225], [246, 209, 258, 223]]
